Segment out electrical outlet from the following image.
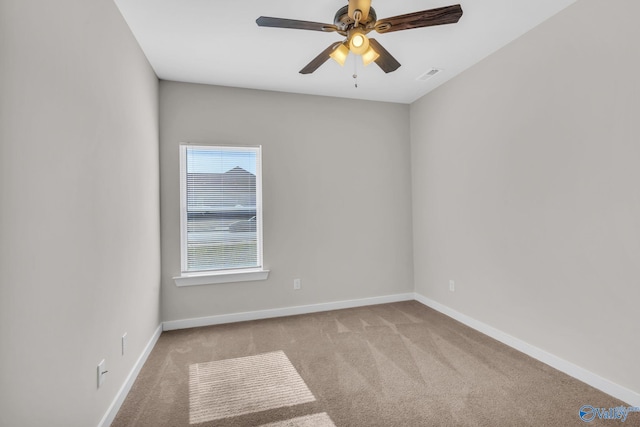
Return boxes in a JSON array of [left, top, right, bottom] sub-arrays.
[[293, 279, 301, 290], [449, 280, 455, 292], [97, 359, 107, 388], [122, 333, 127, 356]]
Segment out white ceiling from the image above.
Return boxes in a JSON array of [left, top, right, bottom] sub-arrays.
[[114, 0, 576, 104]]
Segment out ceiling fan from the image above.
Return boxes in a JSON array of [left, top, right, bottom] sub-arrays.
[[256, 0, 463, 74]]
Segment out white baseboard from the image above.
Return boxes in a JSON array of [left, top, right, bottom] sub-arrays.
[[413, 293, 640, 407], [162, 293, 415, 331], [98, 324, 163, 427]]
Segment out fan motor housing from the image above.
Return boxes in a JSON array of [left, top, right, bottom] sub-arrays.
[[334, 5, 377, 31]]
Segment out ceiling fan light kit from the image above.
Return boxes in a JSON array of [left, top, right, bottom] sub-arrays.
[[329, 43, 350, 66], [256, 1, 463, 75], [361, 46, 380, 66], [348, 29, 369, 55], [330, 31, 379, 68]]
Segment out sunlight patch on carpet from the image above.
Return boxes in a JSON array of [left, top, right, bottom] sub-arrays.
[[257, 412, 336, 427], [189, 350, 316, 424]]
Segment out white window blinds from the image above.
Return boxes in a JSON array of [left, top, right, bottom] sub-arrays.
[[179, 145, 263, 273]]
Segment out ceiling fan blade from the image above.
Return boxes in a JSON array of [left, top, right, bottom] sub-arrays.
[[348, 0, 372, 21], [368, 38, 401, 73], [299, 42, 343, 74], [256, 16, 337, 32], [374, 4, 463, 34]]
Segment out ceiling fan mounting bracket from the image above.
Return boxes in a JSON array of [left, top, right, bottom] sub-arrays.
[[374, 23, 391, 33]]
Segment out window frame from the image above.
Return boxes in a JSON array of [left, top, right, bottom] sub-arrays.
[[174, 143, 269, 286]]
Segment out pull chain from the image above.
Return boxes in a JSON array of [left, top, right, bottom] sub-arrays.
[[353, 57, 358, 88]]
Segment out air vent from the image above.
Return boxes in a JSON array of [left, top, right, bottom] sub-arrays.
[[416, 68, 442, 81]]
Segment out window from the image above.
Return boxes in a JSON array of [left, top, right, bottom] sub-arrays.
[[175, 144, 268, 286]]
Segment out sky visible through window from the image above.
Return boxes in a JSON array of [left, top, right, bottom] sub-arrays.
[[186, 149, 256, 175]]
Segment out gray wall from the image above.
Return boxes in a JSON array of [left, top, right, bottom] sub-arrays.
[[160, 82, 413, 321], [0, 1, 160, 426], [410, 0, 640, 396]]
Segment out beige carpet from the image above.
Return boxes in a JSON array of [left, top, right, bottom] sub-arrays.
[[256, 413, 335, 427], [189, 351, 316, 423], [112, 301, 630, 426]]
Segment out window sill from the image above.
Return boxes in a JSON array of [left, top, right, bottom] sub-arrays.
[[173, 269, 270, 287]]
